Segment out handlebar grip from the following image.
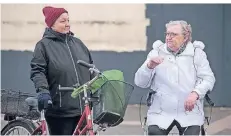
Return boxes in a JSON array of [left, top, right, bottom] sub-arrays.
[[58, 85, 74, 92], [44, 100, 53, 109], [205, 94, 215, 106], [77, 60, 94, 69]]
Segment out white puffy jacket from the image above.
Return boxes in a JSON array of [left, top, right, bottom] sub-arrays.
[[134, 40, 216, 129]]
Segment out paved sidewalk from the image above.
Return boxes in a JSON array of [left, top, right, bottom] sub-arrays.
[[1, 105, 231, 135], [102, 105, 231, 135]]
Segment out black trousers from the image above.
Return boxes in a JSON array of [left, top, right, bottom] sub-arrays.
[[148, 120, 200, 135], [45, 116, 81, 135]]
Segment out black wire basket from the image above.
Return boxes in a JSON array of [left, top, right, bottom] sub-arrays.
[[92, 80, 134, 127], [1, 89, 37, 117]]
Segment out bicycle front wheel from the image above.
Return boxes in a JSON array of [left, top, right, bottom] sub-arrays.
[[1, 119, 37, 135]]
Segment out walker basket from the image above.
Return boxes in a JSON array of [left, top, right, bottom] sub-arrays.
[[92, 80, 134, 127], [1, 89, 37, 116]]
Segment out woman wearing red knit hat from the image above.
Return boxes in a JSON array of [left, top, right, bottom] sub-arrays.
[[30, 6, 94, 135]]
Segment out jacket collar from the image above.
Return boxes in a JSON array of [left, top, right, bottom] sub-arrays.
[[160, 42, 195, 56], [152, 40, 204, 57], [42, 28, 74, 42]]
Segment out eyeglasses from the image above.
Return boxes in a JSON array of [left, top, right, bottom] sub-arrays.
[[165, 32, 181, 38]]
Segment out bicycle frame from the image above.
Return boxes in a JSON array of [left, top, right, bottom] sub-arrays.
[[73, 74, 100, 135], [31, 110, 49, 135], [31, 71, 100, 136]]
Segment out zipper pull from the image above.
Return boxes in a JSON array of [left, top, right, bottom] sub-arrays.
[[66, 34, 68, 42]]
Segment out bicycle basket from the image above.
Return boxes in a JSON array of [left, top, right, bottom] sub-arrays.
[[1, 89, 37, 116], [92, 80, 134, 127]]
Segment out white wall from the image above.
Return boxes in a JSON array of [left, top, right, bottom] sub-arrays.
[[1, 4, 149, 52]]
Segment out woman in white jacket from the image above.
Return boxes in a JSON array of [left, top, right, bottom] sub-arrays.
[[134, 20, 215, 135]]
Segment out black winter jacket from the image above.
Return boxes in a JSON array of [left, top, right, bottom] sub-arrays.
[[30, 28, 93, 117]]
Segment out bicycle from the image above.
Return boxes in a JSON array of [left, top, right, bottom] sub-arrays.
[[1, 60, 134, 135]]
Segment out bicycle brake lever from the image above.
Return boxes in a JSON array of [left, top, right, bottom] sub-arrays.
[[73, 83, 80, 88], [89, 68, 100, 74]]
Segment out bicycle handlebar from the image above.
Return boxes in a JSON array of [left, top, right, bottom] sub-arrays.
[[58, 85, 74, 92], [77, 60, 95, 69], [78, 60, 101, 74], [58, 60, 100, 93]]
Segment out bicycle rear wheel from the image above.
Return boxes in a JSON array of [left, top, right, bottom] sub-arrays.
[[1, 119, 37, 135]]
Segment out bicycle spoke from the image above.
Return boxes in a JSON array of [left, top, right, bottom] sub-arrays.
[[17, 127, 20, 135], [5, 126, 31, 135]]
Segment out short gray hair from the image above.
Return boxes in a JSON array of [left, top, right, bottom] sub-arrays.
[[165, 20, 192, 43]]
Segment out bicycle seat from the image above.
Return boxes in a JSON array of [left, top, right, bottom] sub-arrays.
[[25, 97, 38, 110]]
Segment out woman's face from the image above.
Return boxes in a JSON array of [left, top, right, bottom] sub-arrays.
[[165, 24, 185, 52], [51, 13, 70, 34]]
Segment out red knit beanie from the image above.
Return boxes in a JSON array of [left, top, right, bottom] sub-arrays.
[[42, 6, 68, 27]]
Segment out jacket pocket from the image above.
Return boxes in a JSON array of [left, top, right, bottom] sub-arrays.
[[52, 91, 81, 112]]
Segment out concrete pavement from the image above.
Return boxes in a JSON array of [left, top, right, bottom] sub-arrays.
[[1, 105, 231, 135], [100, 105, 231, 135]]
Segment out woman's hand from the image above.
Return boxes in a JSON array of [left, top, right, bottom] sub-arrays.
[[147, 57, 164, 69], [184, 91, 199, 111]]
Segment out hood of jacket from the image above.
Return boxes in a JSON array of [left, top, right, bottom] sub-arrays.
[[152, 40, 205, 56], [42, 27, 74, 41]]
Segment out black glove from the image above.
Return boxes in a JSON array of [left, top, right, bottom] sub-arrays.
[[37, 88, 52, 111]]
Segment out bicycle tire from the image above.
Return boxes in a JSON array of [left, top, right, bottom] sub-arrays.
[[1, 119, 37, 135]]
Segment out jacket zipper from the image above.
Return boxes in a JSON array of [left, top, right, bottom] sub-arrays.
[[65, 35, 83, 114], [172, 55, 179, 84]]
